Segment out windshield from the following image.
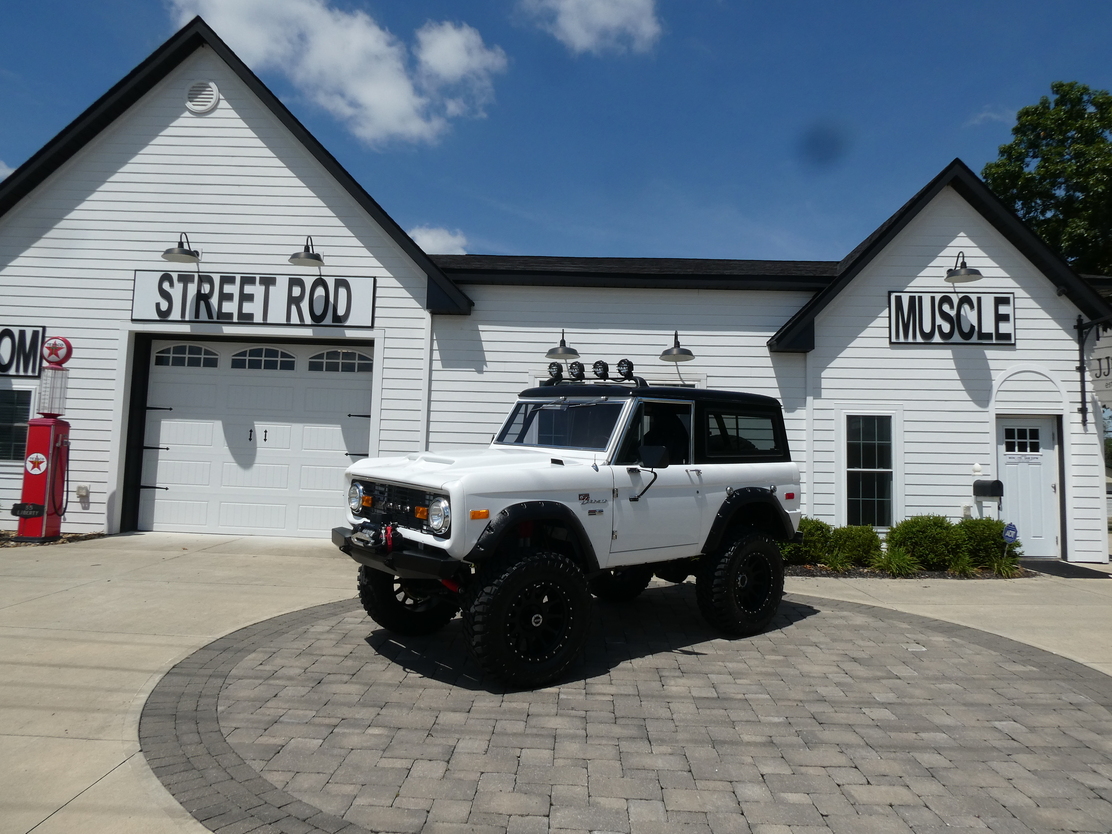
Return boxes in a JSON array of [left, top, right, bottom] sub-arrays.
[[495, 399, 626, 451]]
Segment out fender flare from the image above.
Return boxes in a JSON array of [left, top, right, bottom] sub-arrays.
[[702, 487, 795, 554], [465, 501, 600, 573]]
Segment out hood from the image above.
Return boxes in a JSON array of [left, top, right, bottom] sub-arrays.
[[346, 446, 600, 491]]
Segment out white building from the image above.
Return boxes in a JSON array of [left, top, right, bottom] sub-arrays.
[[1, 18, 1108, 561]]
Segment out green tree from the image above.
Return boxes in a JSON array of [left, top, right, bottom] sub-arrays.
[[982, 81, 1112, 276]]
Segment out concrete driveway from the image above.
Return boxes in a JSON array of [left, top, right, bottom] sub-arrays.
[[1, 533, 1110, 833]]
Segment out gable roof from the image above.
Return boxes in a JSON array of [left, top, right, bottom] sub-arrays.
[[767, 158, 1112, 352], [0, 16, 473, 316]]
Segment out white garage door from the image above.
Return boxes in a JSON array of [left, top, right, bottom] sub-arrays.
[[138, 340, 373, 537]]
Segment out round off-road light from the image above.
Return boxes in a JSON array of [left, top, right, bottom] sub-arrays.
[[617, 358, 634, 379], [592, 360, 609, 380], [347, 482, 364, 513], [548, 362, 563, 380], [568, 361, 585, 380], [428, 497, 451, 534]]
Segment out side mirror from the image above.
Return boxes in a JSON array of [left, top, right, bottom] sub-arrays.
[[639, 445, 670, 469]]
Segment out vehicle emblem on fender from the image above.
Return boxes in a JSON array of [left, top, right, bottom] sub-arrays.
[[579, 493, 607, 505]]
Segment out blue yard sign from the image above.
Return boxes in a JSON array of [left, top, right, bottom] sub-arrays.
[[1002, 522, 1019, 544]]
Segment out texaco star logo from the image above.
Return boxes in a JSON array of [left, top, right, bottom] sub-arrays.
[[25, 453, 48, 475], [42, 337, 72, 365]]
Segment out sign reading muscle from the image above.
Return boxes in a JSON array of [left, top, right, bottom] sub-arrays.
[[889, 292, 1014, 345], [131, 271, 376, 328]]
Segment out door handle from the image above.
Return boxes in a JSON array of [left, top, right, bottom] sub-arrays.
[[263, 430, 268, 442], [248, 429, 253, 441]]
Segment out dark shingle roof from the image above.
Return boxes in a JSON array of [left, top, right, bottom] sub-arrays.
[[430, 254, 838, 291]]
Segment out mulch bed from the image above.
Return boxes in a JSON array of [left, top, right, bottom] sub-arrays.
[[0, 529, 105, 548], [784, 563, 1034, 579]]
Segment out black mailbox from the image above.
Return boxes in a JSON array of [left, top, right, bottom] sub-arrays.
[[972, 479, 1004, 498]]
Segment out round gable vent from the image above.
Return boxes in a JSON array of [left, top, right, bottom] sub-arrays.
[[185, 80, 220, 114]]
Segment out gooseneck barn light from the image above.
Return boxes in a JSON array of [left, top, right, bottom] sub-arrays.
[[944, 251, 983, 285], [161, 233, 200, 264], [545, 330, 580, 361], [659, 331, 695, 362], [289, 236, 324, 267]]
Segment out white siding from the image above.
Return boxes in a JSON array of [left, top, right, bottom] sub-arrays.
[[0, 47, 430, 533], [807, 187, 1106, 561]]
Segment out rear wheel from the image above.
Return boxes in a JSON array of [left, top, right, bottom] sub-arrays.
[[357, 565, 459, 635], [696, 531, 783, 636], [463, 550, 591, 688], [589, 564, 653, 602]]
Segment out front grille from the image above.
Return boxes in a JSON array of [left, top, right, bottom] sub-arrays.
[[354, 480, 436, 533]]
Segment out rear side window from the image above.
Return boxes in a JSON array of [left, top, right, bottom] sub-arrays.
[[698, 407, 786, 462]]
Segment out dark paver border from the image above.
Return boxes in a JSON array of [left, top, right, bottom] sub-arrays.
[[139, 593, 1112, 833]]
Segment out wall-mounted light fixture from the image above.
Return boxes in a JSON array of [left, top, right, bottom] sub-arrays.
[[944, 251, 983, 285], [545, 329, 580, 361], [161, 233, 200, 263], [659, 331, 695, 362], [289, 236, 324, 267]]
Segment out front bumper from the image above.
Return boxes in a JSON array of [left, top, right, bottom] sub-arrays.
[[332, 524, 463, 580]]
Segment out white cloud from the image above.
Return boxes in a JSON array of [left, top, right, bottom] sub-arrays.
[[966, 106, 1016, 127], [170, 0, 507, 146], [409, 226, 468, 254], [520, 0, 662, 55], [0, 160, 13, 179]]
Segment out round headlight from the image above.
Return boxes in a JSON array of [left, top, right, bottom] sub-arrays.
[[428, 496, 451, 534], [347, 482, 364, 513]]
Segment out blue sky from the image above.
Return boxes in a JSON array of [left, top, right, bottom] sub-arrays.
[[2, 0, 1110, 261]]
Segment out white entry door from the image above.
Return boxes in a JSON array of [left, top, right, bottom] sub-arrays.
[[996, 416, 1060, 558], [138, 341, 373, 537]]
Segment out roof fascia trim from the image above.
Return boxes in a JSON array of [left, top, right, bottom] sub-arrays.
[[0, 16, 472, 316]]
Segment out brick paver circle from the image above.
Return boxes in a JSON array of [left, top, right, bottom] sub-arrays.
[[140, 583, 1112, 834]]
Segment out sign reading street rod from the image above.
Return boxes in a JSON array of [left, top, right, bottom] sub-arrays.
[[131, 271, 376, 328]]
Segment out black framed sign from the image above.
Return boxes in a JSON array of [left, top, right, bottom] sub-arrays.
[[889, 292, 1014, 345]]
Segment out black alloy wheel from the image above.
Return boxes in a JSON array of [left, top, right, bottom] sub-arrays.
[[357, 565, 459, 635], [695, 530, 784, 636], [463, 550, 591, 688]]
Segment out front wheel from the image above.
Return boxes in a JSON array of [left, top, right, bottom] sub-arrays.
[[357, 565, 459, 635], [463, 550, 591, 688], [696, 531, 784, 636]]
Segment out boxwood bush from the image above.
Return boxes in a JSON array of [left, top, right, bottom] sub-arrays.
[[781, 517, 832, 565], [885, 514, 968, 571], [829, 525, 882, 567]]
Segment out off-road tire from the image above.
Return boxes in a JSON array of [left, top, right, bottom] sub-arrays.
[[589, 564, 653, 602], [357, 565, 459, 635], [695, 530, 783, 636], [462, 550, 591, 688]]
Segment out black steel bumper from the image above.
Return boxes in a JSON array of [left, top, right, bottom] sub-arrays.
[[331, 525, 462, 580]]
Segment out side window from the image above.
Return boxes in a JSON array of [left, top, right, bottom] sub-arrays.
[[699, 408, 783, 462], [0, 389, 33, 461], [231, 347, 295, 371], [616, 401, 692, 465], [154, 344, 218, 368]]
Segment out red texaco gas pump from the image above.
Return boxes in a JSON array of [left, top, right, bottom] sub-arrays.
[[12, 337, 73, 542]]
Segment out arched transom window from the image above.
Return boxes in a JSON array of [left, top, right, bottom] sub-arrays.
[[230, 347, 295, 371], [308, 350, 373, 373], [154, 344, 218, 368]]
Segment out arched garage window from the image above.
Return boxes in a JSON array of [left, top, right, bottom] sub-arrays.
[[154, 344, 218, 367], [231, 347, 295, 371], [308, 350, 373, 372]]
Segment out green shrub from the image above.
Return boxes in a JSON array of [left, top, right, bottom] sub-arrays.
[[820, 548, 855, 573], [955, 517, 1023, 568], [781, 517, 833, 565], [829, 525, 882, 567], [871, 545, 921, 577], [947, 552, 976, 578], [988, 552, 1024, 578], [886, 515, 966, 571]]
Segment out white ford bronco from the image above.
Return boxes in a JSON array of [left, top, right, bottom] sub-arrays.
[[333, 373, 801, 687]]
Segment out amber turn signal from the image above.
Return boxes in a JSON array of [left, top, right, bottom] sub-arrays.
[[470, 509, 490, 520]]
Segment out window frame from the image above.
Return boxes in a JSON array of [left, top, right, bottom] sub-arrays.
[[0, 385, 37, 464], [835, 405, 903, 529], [693, 403, 790, 465]]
